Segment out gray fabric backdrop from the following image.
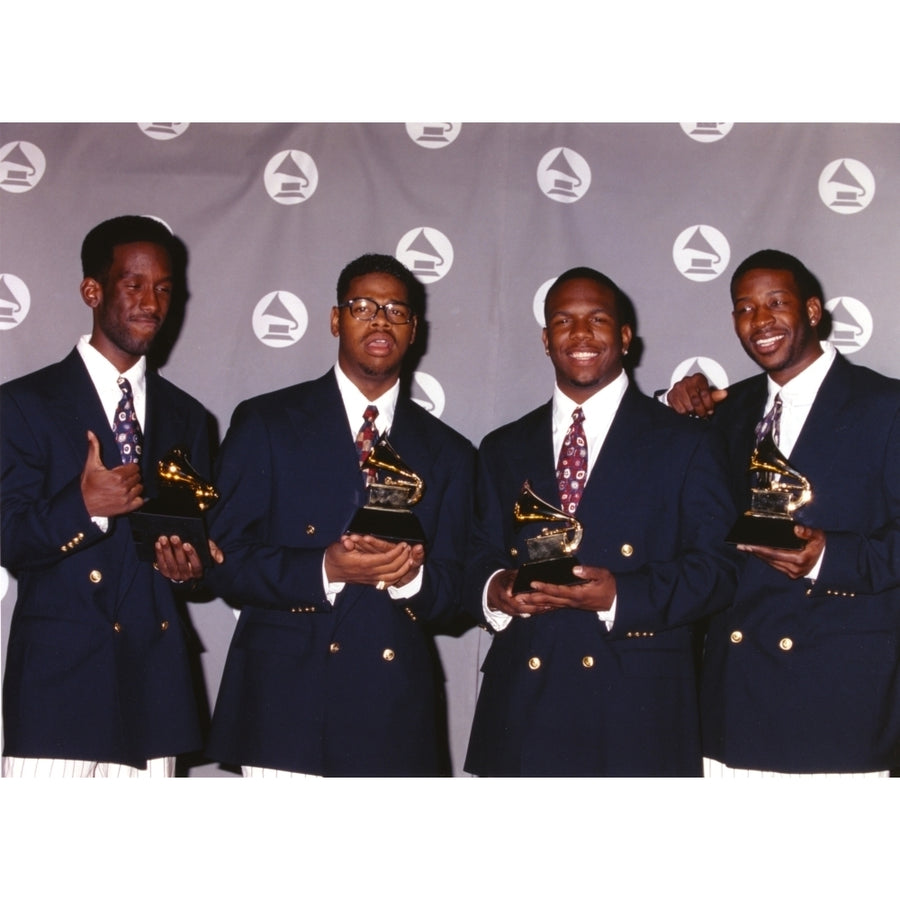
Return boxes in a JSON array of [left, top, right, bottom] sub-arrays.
[[1, 122, 898, 775]]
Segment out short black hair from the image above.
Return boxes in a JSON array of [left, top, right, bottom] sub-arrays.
[[81, 215, 178, 282], [544, 266, 631, 327], [336, 253, 425, 315], [730, 249, 822, 303]]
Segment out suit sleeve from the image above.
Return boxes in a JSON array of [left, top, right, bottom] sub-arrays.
[[0, 387, 106, 572], [463, 432, 516, 626], [410, 435, 476, 626], [203, 400, 343, 612], [610, 428, 741, 636], [813, 407, 900, 595]]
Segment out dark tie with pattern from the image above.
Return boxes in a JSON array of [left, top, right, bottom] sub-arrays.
[[113, 376, 143, 465], [754, 393, 783, 448], [355, 404, 380, 484], [556, 406, 587, 515]]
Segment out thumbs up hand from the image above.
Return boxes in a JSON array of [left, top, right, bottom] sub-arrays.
[[80, 430, 145, 518]]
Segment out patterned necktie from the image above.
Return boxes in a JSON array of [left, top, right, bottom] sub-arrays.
[[754, 393, 783, 448], [355, 404, 380, 484], [556, 406, 587, 515], [113, 376, 143, 465]]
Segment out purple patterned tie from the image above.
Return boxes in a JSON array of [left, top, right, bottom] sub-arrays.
[[754, 393, 783, 448], [355, 404, 379, 484], [556, 406, 587, 515], [113, 376, 143, 465]]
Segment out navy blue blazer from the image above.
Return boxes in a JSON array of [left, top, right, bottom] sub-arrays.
[[700, 354, 900, 772], [203, 370, 475, 776], [1, 349, 211, 767], [464, 385, 738, 776]]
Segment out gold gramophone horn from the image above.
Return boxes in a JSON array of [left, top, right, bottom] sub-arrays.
[[158, 447, 220, 512], [365, 437, 424, 505], [513, 480, 583, 556]]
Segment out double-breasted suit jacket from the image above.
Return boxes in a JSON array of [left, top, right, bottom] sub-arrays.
[[464, 385, 738, 776], [204, 370, 475, 776], [700, 354, 900, 772], [1, 349, 212, 766]]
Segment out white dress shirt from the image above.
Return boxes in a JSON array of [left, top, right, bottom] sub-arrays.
[[76, 335, 147, 534], [484, 369, 629, 631]]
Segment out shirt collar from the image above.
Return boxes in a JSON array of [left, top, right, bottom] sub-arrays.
[[766, 341, 836, 408], [552, 369, 629, 436], [334, 363, 400, 437], [76, 335, 147, 424]]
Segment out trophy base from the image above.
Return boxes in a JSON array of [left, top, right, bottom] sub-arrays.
[[345, 506, 426, 544], [725, 514, 806, 550], [513, 556, 587, 594], [130, 498, 212, 567]]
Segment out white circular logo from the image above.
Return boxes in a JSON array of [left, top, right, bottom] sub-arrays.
[[825, 296, 872, 354], [138, 123, 190, 141], [0, 566, 8, 601], [0, 273, 30, 329], [410, 371, 446, 418], [670, 357, 730, 391], [0, 141, 46, 193], [537, 147, 591, 203], [679, 122, 733, 143], [673, 225, 731, 281], [405, 123, 461, 148], [532, 278, 557, 326], [396, 227, 454, 282], [818, 158, 875, 214], [264, 150, 319, 205], [252, 291, 308, 347]]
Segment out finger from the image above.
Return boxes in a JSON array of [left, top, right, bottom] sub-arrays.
[[85, 430, 105, 469], [208, 540, 224, 564]]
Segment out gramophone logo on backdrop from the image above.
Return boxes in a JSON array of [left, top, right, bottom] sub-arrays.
[[0, 566, 8, 602], [264, 150, 319, 205], [532, 278, 557, 326], [405, 123, 461, 148], [0, 141, 46, 193], [673, 225, 730, 281], [138, 123, 190, 141], [396, 228, 454, 282], [537, 148, 591, 203], [252, 291, 309, 347], [679, 123, 733, 143], [669, 357, 730, 394], [826, 296, 872, 354], [0, 274, 30, 329], [818, 159, 875, 214], [410, 372, 446, 418]]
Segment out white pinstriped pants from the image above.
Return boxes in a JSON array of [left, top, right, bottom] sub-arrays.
[[2, 756, 175, 777]]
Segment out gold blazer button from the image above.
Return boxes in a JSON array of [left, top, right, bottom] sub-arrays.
[[89, 570, 103, 583], [528, 656, 542, 670], [620, 544, 634, 557], [730, 630, 743, 644]]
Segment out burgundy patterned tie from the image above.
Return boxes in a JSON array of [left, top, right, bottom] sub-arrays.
[[556, 406, 587, 515], [355, 404, 380, 484], [113, 376, 143, 465]]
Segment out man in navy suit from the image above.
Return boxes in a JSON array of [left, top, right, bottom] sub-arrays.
[[203, 253, 474, 776], [1, 215, 220, 777], [463, 267, 738, 776], [666, 249, 900, 776]]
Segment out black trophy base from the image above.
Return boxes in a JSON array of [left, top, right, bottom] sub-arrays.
[[725, 514, 806, 550], [345, 506, 426, 545], [513, 556, 587, 594], [130, 498, 212, 567]]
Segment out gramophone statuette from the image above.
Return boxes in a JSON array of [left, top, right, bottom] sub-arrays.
[[345, 435, 427, 544], [511, 480, 587, 593], [130, 446, 219, 566], [725, 433, 813, 550]]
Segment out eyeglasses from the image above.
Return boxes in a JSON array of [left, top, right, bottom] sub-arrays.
[[338, 297, 414, 325]]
